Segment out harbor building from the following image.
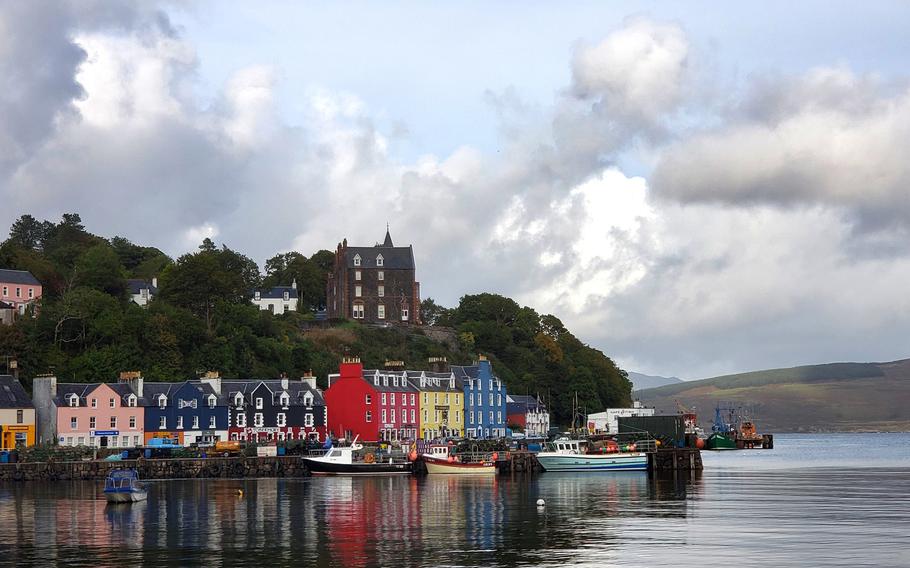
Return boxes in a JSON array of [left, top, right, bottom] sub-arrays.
[[251, 281, 299, 314], [451, 356, 508, 439], [408, 369, 464, 440], [32, 377, 145, 448], [224, 375, 326, 443], [0, 375, 35, 449], [325, 229, 420, 324], [586, 401, 655, 434], [506, 395, 550, 438], [140, 378, 229, 445]]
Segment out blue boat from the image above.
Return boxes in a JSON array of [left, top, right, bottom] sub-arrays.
[[535, 439, 647, 472], [103, 468, 148, 503]]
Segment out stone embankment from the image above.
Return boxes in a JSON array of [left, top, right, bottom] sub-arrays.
[[0, 456, 308, 482]]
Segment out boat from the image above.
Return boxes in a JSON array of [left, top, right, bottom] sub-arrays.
[[705, 406, 738, 450], [103, 468, 148, 503], [302, 438, 412, 476], [705, 432, 737, 450], [535, 439, 647, 472], [422, 444, 497, 475]]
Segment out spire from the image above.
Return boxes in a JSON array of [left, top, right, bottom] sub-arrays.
[[383, 224, 393, 247]]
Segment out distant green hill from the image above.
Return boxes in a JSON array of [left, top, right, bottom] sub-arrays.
[[636, 359, 910, 432], [629, 371, 683, 391]]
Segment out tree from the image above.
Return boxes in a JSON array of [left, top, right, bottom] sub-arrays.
[[7, 215, 53, 250], [420, 298, 450, 326], [74, 244, 127, 297]]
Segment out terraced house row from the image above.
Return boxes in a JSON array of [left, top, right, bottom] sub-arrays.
[[1, 355, 545, 450]]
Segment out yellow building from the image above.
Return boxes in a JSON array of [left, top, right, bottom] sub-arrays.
[[0, 375, 36, 450], [410, 371, 464, 440]]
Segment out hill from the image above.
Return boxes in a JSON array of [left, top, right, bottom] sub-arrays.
[[629, 371, 683, 391], [636, 359, 910, 432], [0, 213, 632, 425]]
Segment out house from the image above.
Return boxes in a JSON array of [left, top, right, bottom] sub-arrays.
[[452, 355, 508, 439], [506, 395, 550, 438], [0, 375, 35, 449], [0, 269, 42, 317], [251, 280, 299, 314], [0, 301, 15, 326], [141, 379, 228, 446], [32, 376, 144, 448], [325, 358, 420, 443], [325, 229, 421, 324], [224, 374, 326, 443], [586, 401, 655, 434], [407, 366, 464, 440], [127, 278, 157, 307]]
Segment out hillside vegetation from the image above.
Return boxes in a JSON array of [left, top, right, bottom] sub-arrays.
[[0, 214, 631, 424], [637, 359, 910, 432]]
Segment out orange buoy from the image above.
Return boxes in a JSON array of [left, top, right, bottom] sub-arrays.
[[409, 451, 418, 461], [491, 452, 499, 461], [695, 438, 706, 450], [447, 456, 455, 463]]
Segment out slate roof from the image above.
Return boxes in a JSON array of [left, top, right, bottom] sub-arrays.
[[52, 383, 101, 406], [0, 269, 41, 286], [451, 365, 479, 380], [127, 279, 157, 295], [507, 394, 546, 412], [223, 379, 324, 406], [254, 286, 299, 300], [345, 245, 415, 270], [362, 370, 418, 393], [406, 370, 460, 392], [0, 375, 33, 408], [0, 300, 13, 309]]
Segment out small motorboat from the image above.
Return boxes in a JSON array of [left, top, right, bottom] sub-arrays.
[[103, 468, 148, 503], [535, 439, 647, 472], [302, 437, 412, 476], [422, 444, 497, 475]]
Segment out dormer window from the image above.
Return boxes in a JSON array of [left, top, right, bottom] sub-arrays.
[[376, 254, 384, 267], [208, 395, 217, 409], [283, 291, 289, 301], [68, 394, 79, 407], [255, 291, 261, 301], [373, 376, 379, 386], [127, 395, 137, 408], [280, 393, 290, 408], [303, 393, 313, 406], [256, 397, 263, 410], [353, 254, 361, 267], [234, 393, 243, 407], [158, 395, 167, 409]]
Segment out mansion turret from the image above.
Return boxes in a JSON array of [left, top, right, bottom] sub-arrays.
[[326, 229, 421, 324]]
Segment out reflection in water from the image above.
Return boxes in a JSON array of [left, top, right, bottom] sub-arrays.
[[0, 435, 908, 567]]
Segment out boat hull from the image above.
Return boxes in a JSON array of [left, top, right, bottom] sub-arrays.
[[424, 458, 496, 475], [536, 452, 647, 472], [105, 490, 148, 503], [302, 458, 413, 476], [705, 433, 737, 451]]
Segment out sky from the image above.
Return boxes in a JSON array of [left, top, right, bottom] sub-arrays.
[[3, 1, 910, 379]]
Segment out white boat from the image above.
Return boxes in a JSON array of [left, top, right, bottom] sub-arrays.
[[302, 438, 412, 476], [422, 444, 496, 475], [536, 439, 647, 472], [103, 469, 148, 503]]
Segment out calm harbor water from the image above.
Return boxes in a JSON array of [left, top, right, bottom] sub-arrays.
[[1, 433, 908, 567]]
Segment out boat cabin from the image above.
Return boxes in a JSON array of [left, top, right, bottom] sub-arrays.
[[546, 439, 586, 454]]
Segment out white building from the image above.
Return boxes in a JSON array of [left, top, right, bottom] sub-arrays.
[[127, 278, 157, 307], [251, 280, 299, 314], [587, 401, 655, 434]]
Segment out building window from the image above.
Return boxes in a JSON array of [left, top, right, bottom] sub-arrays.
[[234, 394, 243, 407], [209, 396, 216, 409], [1, 286, 6, 296], [497, 394, 502, 406], [70, 417, 77, 429], [423, 393, 428, 405], [376, 254, 384, 267], [366, 411, 372, 422], [456, 411, 460, 423], [355, 285, 362, 298], [470, 412, 474, 424], [390, 393, 396, 405], [381, 393, 387, 405], [192, 416, 199, 429], [410, 409, 415, 423], [401, 307, 409, 321], [254, 413, 264, 427], [378, 285, 384, 297], [382, 409, 387, 423], [423, 410, 428, 422], [378, 305, 385, 319], [277, 413, 286, 427], [91, 398, 97, 408], [445, 393, 450, 404], [176, 416, 184, 429], [353, 303, 364, 319], [355, 270, 362, 281], [159, 416, 166, 429], [28, 288, 34, 299], [108, 398, 115, 408], [108, 416, 116, 428], [489, 394, 493, 406], [129, 416, 136, 429], [280, 394, 290, 408], [237, 414, 246, 427], [489, 411, 494, 424], [209, 416, 216, 429], [497, 411, 502, 423], [378, 271, 384, 281], [16, 409, 23, 424], [256, 397, 263, 410], [159, 396, 167, 409], [365, 394, 372, 404], [353, 254, 362, 266], [305, 413, 314, 427], [478, 411, 483, 425], [68, 396, 78, 407], [410, 394, 415, 406], [283, 305, 289, 313], [15, 287, 21, 298], [255, 291, 261, 301]]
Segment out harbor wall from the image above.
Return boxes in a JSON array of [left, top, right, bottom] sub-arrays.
[[0, 456, 308, 482]]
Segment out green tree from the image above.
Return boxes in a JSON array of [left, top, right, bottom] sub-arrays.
[[74, 244, 127, 297], [6, 214, 53, 250]]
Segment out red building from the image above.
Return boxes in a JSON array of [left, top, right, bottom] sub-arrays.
[[324, 358, 419, 443]]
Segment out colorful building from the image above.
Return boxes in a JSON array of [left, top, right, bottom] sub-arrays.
[[0, 268, 42, 320], [141, 380, 228, 445], [325, 358, 419, 443], [452, 356, 508, 439], [225, 376, 326, 442], [506, 395, 550, 438], [0, 375, 35, 449], [32, 378, 145, 448], [408, 370, 463, 440]]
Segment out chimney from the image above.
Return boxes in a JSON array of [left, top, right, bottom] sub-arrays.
[[384, 360, 405, 371], [152, 276, 158, 289], [291, 278, 297, 290], [32, 374, 58, 444], [301, 370, 317, 389], [281, 374, 289, 390], [200, 370, 222, 395], [428, 356, 449, 373], [118, 371, 143, 397]]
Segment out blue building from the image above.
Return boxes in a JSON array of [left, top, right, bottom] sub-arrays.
[[140, 379, 229, 446], [451, 355, 507, 439]]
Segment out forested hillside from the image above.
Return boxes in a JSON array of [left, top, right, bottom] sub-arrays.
[[0, 214, 631, 424]]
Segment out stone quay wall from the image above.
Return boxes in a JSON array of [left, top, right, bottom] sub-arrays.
[[0, 456, 309, 482]]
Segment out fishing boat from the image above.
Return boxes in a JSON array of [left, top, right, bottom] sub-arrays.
[[422, 444, 497, 475], [535, 439, 647, 472], [103, 468, 148, 503], [705, 406, 740, 450], [302, 438, 412, 476]]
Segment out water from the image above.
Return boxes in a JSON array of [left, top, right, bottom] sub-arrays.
[[1, 433, 908, 567]]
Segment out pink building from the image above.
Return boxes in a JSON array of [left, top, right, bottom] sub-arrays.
[[47, 382, 144, 448], [0, 269, 42, 316]]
